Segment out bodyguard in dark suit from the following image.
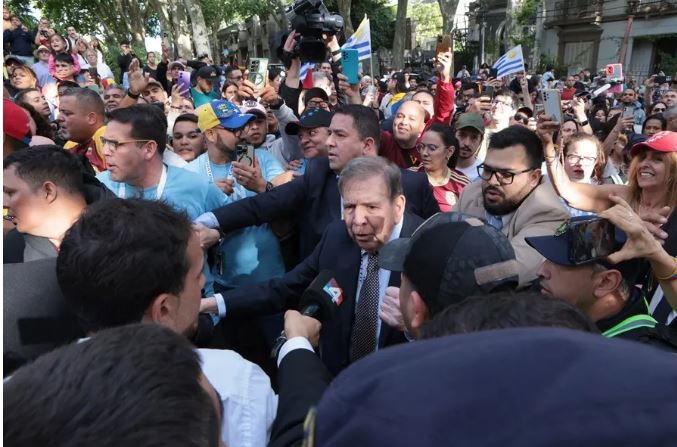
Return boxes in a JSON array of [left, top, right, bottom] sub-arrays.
[[195, 104, 438, 261], [216, 157, 423, 375]]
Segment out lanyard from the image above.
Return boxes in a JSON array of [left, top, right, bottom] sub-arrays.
[[117, 164, 168, 200]]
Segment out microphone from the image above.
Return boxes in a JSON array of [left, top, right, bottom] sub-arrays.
[[299, 270, 344, 322], [271, 270, 343, 359]]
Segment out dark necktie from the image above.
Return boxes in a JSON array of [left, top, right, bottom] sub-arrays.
[[350, 253, 380, 361]]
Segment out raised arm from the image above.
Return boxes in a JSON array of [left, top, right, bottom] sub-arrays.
[[536, 114, 627, 213]]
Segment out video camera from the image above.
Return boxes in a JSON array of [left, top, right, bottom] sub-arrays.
[[285, 0, 344, 62]]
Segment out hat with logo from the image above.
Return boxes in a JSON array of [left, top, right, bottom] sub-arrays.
[[3, 99, 31, 144], [195, 65, 219, 81], [196, 100, 255, 132], [380, 212, 519, 315], [630, 131, 677, 157], [455, 112, 485, 134], [285, 108, 333, 135], [525, 216, 643, 283], [239, 100, 267, 118]]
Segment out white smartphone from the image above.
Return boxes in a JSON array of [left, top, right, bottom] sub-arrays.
[[542, 89, 562, 124], [622, 105, 634, 119], [248, 58, 269, 92]]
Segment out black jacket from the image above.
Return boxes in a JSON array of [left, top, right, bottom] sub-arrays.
[[212, 156, 439, 261], [222, 213, 423, 375], [269, 348, 332, 447]]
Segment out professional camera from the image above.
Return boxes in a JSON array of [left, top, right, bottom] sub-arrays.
[[285, 0, 344, 62]]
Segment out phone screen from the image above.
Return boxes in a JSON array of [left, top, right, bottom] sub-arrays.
[[177, 71, 191, 97], [568, 218, 616, 265], [623, 106, 634, 119], [236, 144, 255, 167]]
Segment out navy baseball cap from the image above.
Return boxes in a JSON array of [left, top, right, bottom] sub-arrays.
[[285, 108, 333, 135], [525, 216, 643, 281], [306, 328, 677, 446], [380, 212, 519, 315]]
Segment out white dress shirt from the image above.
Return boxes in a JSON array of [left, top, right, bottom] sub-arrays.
[[199, 348, 278, 447]]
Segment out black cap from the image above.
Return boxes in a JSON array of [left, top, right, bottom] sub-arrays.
[[196, 65, 219, 81], [286, 108, 333, 135], [380, 212, 519, 315], [303, 87, 329, 106]]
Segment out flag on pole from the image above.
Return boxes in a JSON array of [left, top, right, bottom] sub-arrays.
[[299, 62, 314, 81], [492, 45, 525, 78], [342, 15, 371, 61]]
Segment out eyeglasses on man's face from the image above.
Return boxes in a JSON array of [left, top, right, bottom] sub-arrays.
[[101, 137, 150, 153], [477, 163, 534, 185]]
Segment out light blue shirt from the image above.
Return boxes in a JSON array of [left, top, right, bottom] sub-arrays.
[[97, 163, 227, 220], [186, 149, 286, 288], [355, 219, 403, 348], [31, 61, 53, 88], [97, 163, 229, 297]]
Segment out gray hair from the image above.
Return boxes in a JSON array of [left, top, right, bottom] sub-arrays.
[[338, 156, 402, 201], [591, 263, 630, 301]]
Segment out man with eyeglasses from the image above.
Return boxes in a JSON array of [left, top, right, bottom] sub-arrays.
[[186, 100, 285, 290], [487, 88, 517, 132], [453, 125, 570, 286], [226, 66, 244, 87], [97, 103, 227, 219]]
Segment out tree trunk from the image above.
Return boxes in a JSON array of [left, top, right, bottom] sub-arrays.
[[337, 0, 353, 37], [391, 0, 407, 70], [504, 0, 514, 50], [182, 0, 212, 59], [437, 0, 460, 34]]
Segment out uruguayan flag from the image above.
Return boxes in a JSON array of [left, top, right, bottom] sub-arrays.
[[492, 45, 525, 78], [342, 16, 371, 61], [299, 62, 314, 81]]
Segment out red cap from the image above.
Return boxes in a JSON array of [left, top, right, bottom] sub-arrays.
[[3, 99, 31, 144], [630, 131, 677, 157]]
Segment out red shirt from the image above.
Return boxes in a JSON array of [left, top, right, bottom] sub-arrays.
[[417, 167, 470, 212], [561, 87, 576, 101], [380, 130, 419, 168]]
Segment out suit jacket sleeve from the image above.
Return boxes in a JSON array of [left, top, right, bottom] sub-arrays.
[[211, 173, 307, 232], [268, 349, 332, 447], [221, 225, 326, 316]]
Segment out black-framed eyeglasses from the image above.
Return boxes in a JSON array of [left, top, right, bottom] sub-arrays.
[[514, 113, 529, 125], [477, 163, 534, 185]]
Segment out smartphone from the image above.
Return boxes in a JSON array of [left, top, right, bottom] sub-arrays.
[[248, 58, 269, 92], [483, 85, 495, 97], [655, 75, 667, 85], [489, 67, 499, 79], [542, 89, 563, 124], [341, 49, 359, 85], [575, 90, 591, 99], [236, 143, 255, 167], [568, 218, 616, 265], [622, 105, 634, 119], [435, 34, 452, 55], [177, 71, 191, 97]]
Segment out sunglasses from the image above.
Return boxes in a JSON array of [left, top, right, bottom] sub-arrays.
[[513, 114, 529, 125]]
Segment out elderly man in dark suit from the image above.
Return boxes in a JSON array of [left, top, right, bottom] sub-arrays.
[[212, 156, 423, 375], [194, 104, 438, 262]]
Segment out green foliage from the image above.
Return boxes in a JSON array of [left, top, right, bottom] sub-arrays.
[[5, 0, 38, 28], [513, 0, 540, 26], [325, 0, 395, 50], [409, 0, 442, 45]]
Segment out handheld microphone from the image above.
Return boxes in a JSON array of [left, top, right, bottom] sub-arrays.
[[271, 270, 343, 359]]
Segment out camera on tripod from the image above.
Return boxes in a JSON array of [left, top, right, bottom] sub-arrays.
[[285, 0, 344, 62]]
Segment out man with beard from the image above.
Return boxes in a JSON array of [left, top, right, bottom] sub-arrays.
[[454, 113, 485, 181], [453, 126, 569, 286], [59, 87, 107, 173]]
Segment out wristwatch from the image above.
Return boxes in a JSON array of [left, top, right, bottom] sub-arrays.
[[577, 119, 589, 127], [265, 181, 274, 192], [127, 90, 141, 100]]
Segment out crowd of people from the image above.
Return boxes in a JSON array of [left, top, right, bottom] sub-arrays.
[[3, 6, 677, 446]]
